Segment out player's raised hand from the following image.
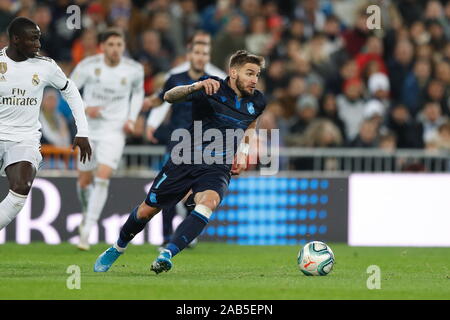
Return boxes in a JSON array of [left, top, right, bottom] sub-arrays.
[[142, 96, 160, 111], [73, 137, 92, 164], [199, 78, 220, 95]]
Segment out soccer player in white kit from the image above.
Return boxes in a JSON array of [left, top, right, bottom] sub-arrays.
[[0, 17, 91, 231], [71, 29, 144, 250]]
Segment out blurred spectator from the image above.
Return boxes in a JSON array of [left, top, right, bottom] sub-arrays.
[[342, 11, 370, 57], [318, 92, 347, 141], [402, 59, 432, 117], [0, 0, 14, 33], [71, 28, 101, 65], [39, 88, 71, 147], [0, 31, 7, 48], [306, 73, 324, 100], [293, 0, 326, 39], [327, 58, 358, 95], [289, 94, 319, 135], [323, 15, 344, 55], [239, 0, 262, 27], [32, 4, 60, 60], [350, 119, 378, 148], [418, 101, 448, 146], [387, 40, 414, 101], [302, 32, 334, 80], [409, 20, 430, 46], [13, 0, 35, 18], [137, 29, 171, 73], [200, 0, 236, 36], [298, 119, 343, 148], [245, 15, 271, 56], [387, 104, 424, 149], [50, 0, 80, 61], [427, 19, 447, 52], [171, 0, 201, 52], [337, 77, 365, 141], [425, 79, 447, 115], [355, 36, 387, 78], [282, 19, 307, 44], [367, 72, 391, 110], [212, 14, 246, 70], [262, 58, 286, 97], [148, 10, 180, 59], [434, 122, 450, 151], [82, 2, 108, 34], [363, 99, 385, 130], [378, 131, 397, 152], [278, 74, 307, 119]]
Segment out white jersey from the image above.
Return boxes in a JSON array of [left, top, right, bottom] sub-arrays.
[[0, 47, 87, 142], [71, 54, 144, 139], [167, 61, 227, 80]]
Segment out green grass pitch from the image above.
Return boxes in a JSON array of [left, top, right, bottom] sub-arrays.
[[0, 242, 448, 300]]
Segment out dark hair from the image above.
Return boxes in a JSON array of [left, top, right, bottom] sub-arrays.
[[186, 29, 211, 46], [7, 17, 37, 40], [100, 28, 124, 43], [229, 50, 265, 69], [187, 41, 210, 52]]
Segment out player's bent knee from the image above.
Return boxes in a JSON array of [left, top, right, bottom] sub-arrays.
[[137, 201, 160, 220], [195, 191, 220, 212]]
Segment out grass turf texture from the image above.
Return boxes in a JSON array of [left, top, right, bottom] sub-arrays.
[[0, 242, 448, 300]]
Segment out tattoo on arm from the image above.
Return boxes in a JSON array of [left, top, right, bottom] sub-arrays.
[[164, 83, 197, 103]]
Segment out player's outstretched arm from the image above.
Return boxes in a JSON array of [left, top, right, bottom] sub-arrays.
[[163, 78, 220, 103], [142, 94, 163, 111]]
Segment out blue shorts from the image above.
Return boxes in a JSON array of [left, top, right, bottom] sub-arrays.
[[145, 160, 231, 210]]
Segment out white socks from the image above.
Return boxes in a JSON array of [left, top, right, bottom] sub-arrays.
[[80, 177, 110, 243], [0, 190, 28, 230]]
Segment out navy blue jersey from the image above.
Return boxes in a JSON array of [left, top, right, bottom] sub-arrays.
[[159, 71, 206, 134], [176, 75, 266, 169]]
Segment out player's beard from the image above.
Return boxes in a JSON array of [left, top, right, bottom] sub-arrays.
[[236, 76, 252, 97]]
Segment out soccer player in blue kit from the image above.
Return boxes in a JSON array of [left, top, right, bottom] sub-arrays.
[[94, 50, 266, 274], [145, 40, 214, 248]]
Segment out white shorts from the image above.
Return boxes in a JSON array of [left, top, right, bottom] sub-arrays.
[[77, 135, 126, 171], [0, 140, 42, 176]]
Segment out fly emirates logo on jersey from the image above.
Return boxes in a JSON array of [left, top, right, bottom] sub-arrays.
[[1, 88, 39, 106]]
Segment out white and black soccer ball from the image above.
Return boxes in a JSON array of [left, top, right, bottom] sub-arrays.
[[297, 241, 335, 276]]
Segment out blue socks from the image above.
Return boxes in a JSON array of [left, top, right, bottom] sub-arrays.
[[117, 207, 149, 248], [162, 206, 177, 243], [165, 210, 209, 257]]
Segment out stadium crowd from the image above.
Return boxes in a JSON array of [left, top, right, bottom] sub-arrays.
[[1, 0, 450, 153]]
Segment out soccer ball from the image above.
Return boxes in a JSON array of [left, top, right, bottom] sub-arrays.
[[297, 241, 335, 276]]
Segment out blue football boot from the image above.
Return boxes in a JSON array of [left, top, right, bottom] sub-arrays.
[[94, 246, 123, 272], [150, 249, 173, 274]]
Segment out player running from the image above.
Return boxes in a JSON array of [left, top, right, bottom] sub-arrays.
[[71, 29, 144, 251], [0, 17, 91, 230], [94, 50, 266, 274], [145, 39, 217, 249]]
